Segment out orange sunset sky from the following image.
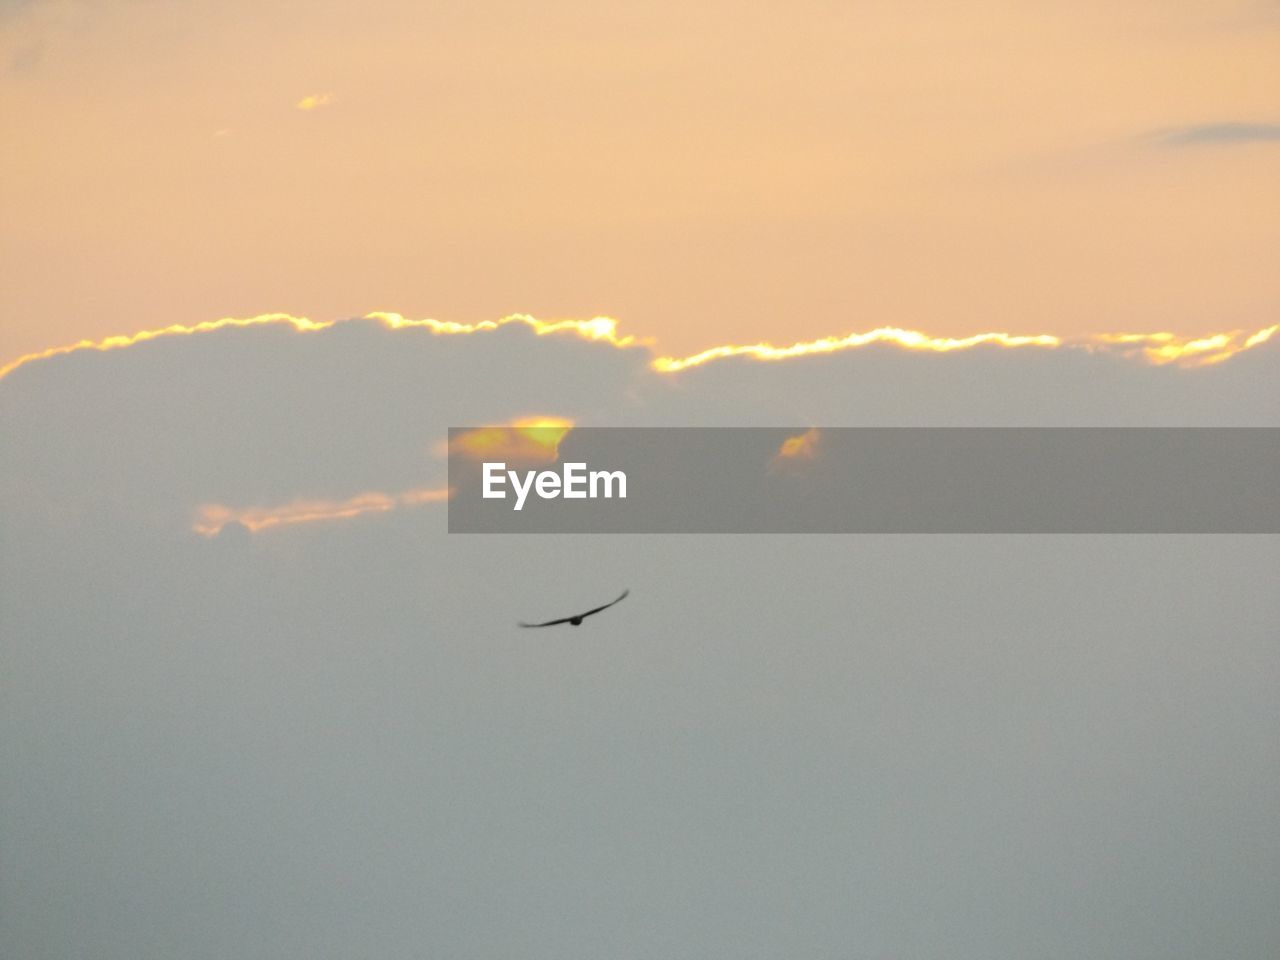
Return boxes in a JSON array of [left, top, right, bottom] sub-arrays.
[[2, 0, 1277, 365]]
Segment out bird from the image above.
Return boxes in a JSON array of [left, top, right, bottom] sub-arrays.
[[519, 589, 630, 628]]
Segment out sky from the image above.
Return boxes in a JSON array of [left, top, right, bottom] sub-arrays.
[[2, 0, 1279, 363], [3, 2, 1280, 956]]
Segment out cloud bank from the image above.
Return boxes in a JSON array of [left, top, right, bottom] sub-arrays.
[[3, 315, 1278, 540], [3, 313, 1277, 383], [1154, 121, 1280, 146], [1, 318, 1278, 959]]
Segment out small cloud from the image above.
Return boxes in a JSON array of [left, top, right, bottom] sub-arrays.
[[295, 92, 333, 111], [770, 428, 822, 476], [445, 417, 574, 464], [775, 428, 821, 462], [193, 485, 450, 537], [212, 127, 233, 138], [1152, 122, 1280, 147]]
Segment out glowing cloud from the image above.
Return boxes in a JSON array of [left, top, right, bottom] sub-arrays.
[[2, 313, 1275, 383], [365, 311, 641, 348], [0, 312, 640, 380], [775, 428, 821, 462], [0, 313, 328, 379], [651, 328, 1063, 372], [446, 416, 574, 463], [295, 93, 333, 111], [652, 325, 1279, 371], [193, 485, 450, 537], [1087, 326, 1278, 367], [193, 411, 574, 537]]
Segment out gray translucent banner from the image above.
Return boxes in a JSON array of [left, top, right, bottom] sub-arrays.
[[448, 428, 1280, 533]]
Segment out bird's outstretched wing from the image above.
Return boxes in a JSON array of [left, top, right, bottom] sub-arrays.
[[518, 589, 630, 628], [576, 588, 630, 619]]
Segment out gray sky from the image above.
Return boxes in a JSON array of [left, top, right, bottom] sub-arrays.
[[2, 325, 1278, 958]]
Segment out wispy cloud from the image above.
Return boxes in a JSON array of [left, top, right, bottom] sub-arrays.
[[295, 92, 333, 111], [1152, 122, 1280, 146], [193, 485, 450, 536]]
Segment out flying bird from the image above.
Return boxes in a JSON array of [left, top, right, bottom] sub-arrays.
[[519, 589, 630, 628]]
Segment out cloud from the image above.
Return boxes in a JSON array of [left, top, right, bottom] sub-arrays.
[[652, 329, 1063, 372], [193, 485, 450, 537], [1152, 121, 1280, 146], [295, 92, 333, 110], [2, 316, 1277, 546], [773, 427, 820, 462], [1089, 326, 1277, 365], [2, 313, 1275, 384], [190, 415, 572, 538], [446, 416, 574, 464], [0, 312, 644, 381], [2, 315, 1279, 958]]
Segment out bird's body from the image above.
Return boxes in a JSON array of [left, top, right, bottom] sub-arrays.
[[519, 589, 629, 628]]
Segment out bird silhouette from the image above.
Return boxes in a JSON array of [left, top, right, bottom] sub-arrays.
[[519, 589, 629, 628]]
